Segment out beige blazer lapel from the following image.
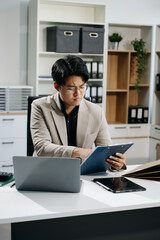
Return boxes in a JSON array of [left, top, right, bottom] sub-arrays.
[[77, 100, 89, 147], [50, 93, 68, 145]]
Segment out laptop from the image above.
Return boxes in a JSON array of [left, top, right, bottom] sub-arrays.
[[13, 156, 81, 193]]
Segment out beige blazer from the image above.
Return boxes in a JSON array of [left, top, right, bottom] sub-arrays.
[[31, 93, 112, 158]]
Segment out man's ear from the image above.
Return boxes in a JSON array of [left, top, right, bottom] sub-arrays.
[[54, 82, 59, 91]]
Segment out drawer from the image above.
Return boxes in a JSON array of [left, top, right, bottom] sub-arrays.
[[108, 124, 128, 138], [0, 138, 26, 163], [128, 124, 149, 137], [150, 124, 160, 139], [0, 115, 27, 138]]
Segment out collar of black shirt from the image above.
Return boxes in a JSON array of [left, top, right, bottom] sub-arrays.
[[59, 95, 79, 117]]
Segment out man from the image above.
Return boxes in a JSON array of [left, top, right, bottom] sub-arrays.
[[31, 55, 126, 170]]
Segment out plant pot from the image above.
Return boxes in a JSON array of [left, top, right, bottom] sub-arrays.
[[111, 42, 119, 50]]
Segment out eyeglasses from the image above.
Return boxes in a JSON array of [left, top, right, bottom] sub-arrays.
[[61, 84, 87, 93]]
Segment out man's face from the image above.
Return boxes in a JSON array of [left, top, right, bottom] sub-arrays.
[[58, 75, 87, 109]]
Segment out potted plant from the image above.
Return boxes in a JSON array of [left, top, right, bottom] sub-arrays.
[[109, 32, 123, 50], [131, 38, 147, 93]]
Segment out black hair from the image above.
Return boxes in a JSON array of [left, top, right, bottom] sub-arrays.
[[51, 55, 89, 85]]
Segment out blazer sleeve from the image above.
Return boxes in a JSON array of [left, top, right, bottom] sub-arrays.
[[31, 100, 76, 158], [94, 109, 112, 147]]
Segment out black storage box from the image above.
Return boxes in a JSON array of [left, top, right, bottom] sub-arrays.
[[47, 26, 80, 53], [80, 27, 104, 54]]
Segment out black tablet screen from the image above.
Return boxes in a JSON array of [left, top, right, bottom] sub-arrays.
[[93, 177, 146, 193]]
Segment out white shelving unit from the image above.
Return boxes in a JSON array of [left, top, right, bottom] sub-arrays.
[[27, 1, 158, 164], [107, 24, 154, 164], [28, 0, 107, 111], [150, 25, 160, 161], [152, 25, 160, 126]]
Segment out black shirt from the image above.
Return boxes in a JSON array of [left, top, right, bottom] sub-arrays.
[[59, 96, 79, 146]]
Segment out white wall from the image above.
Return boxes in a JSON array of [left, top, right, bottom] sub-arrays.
[[0, 0, 20, 86], [1, 0, 160, 86], [0, 0, 28, 86], [107, 0, 160, 25]]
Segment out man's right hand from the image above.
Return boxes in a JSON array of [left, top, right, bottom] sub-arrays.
[[72, 148, 93, 162]]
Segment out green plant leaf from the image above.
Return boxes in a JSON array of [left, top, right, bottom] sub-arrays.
[[131, 38, 147, 93], [109, 32, 123, 42]]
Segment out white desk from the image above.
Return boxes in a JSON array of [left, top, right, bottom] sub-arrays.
[[0, 165, 160, 240]]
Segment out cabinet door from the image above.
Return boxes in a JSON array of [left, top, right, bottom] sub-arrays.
[[109, 124, 128, 138], [128, 124, 149, 137], [150, 124, 160, 139], [0, 115, 27, 138], [0, 138, 26, 164]]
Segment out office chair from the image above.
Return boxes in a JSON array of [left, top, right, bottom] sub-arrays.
[[27, 96, 45, 156]]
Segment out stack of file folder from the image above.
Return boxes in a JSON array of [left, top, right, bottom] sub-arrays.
[[85, 61, 103, 79], [85, 85, 102, 103], [0, 86, 33, 112], [128, 106, 149, 123]]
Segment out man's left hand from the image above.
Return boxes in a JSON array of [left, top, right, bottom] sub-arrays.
[[106, 153, 126, 170]]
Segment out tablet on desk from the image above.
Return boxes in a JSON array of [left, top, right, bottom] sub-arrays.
[[80, 142, 134, 175], [93, 177, 146, 193]]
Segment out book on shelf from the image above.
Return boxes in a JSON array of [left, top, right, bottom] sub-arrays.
[[85, 85, 103, 103], [128, 106, 149, 124], [123, 160, 160, 181]]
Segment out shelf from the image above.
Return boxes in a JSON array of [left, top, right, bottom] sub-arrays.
[[38, 78, 103, 83], [40, 20, 105, 27], [0, 112, 27, 115], [129, 84, 150, 87], [40, 0, 105, 7], [39, 52, 104, 57], [108, 50, 151, 54], [107, 121, 127, 125], [88, 79, 103, 83], [38, 77, 52, 82], [131, 51, 151, 54], [108, 50, 131, 53], [107, 89, 128, 92]]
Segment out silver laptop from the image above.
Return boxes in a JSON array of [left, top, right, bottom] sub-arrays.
[[13, 156, 81, 193]]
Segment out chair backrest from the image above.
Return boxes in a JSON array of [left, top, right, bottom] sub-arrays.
[[27, 96, 45, 156]]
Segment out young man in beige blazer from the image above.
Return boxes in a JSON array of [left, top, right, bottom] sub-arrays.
[[31, 55, 126, 170]]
